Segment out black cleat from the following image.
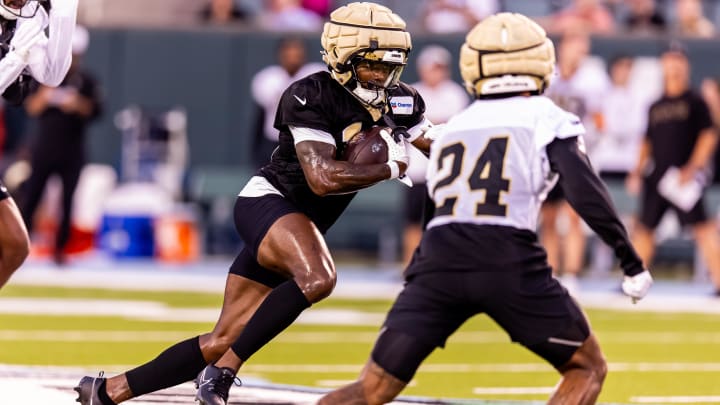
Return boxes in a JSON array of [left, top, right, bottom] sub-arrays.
[[195, 364, 240, 405], [74, 372, 107, 405]]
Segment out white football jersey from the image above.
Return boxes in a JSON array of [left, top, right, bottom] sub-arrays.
[[426, 96, 585, 232]]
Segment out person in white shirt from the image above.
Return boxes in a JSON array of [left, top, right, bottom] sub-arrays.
[[403, 44, 467, 265], [0, 0, 78, 289], [250, 37, 325, 168]]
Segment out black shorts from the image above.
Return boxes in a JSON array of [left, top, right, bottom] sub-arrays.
[[228, 194, 300, 287], [639, 179, 707, 229], [384, 224, 590, 367], [403, 183, 428, 225], [545, 182, 564, 203]]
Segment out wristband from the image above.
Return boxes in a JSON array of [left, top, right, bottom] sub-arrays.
[[386, 161, 400, 179]]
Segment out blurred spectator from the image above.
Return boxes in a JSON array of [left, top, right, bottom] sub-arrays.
[[420, 0, 498, 34], [590, 55, 654, 275], [250, 38, 325, 168], [626, 44, 720, 295], [541, 29, 610, 294], [546, 0, 615, 34], [403, 45, 468, 265], [701, 77, 720, 183], [594, 55, 648, 179], [20, 26, 103, 266], [301, 0, 330, 18], [674, 0, 715, 37], [258, 0, 323, 31], [624, 0, 667, 35], [198, 0, 247, 24]]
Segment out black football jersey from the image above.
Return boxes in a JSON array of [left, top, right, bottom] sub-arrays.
[[259, 71, 426, 232], [0, 19, 37, 105]]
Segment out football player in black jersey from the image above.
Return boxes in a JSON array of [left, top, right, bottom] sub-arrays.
[[74, 3, 436, 404], [0, 0, 78, 289], [319, 13, 652, 405]]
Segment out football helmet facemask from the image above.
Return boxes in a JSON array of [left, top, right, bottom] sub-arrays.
[[459, 12, 555, 98], [321, 2, 411, 108], [0, 0, 41, 20]]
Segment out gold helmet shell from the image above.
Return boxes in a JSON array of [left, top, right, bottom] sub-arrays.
[[321, 2, 412, 87], [460, 12, 555, 97]]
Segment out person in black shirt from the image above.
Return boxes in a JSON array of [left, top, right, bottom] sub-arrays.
[[626, 44, 720, 294], [624, 0, 667, 35], [19, 25, 101, 266], [74, 3, 436, 404]]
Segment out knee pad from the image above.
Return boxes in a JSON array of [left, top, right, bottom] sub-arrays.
[[370, 328, 436, 383]]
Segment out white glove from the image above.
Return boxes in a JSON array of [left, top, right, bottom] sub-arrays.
[[379, 128, 409, 181], [421, 123, 445, 142], [621, 270, 653, 303], [10, 15, 46, 60]]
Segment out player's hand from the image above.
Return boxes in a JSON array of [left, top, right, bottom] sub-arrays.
[[421, 123, 445, 142], [379, 127, 409, 174], [621, 270, 653, 303], [10, 17, 45, 61]]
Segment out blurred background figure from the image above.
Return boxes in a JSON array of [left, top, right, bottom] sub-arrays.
[[301, 0, 330, 18], [589, 55, 655, 274], [623, 0, 667, 35], [19, 25, 103, 266], [626, 44, 720, 295], [257, 0, 322, 31], [403, 45, 468, 266], [702, 77, 720, 184], [250, 37, 325, 169], [674, 0, 715, 37], [546, 0, 615, 34], [541, 28, 610, 294], [420, 0, 498, 34], [198, 0, 248, 24]]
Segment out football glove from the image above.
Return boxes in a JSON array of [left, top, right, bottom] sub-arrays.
[[379, 127, 412, 186], [10, 16, 46, 61], [420, 123, 445, 142], [621, 270, 653, 303]]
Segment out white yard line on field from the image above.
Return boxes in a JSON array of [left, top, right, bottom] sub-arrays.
[[472, 387, 555, 395], [630, 396, 720, 403]]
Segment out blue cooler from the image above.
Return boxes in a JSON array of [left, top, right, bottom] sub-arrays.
[[98, 214, 156, 258]]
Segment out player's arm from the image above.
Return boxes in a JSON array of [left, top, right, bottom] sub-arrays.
[[294, 127, 407, 196], [26, 0, 78, 87], [546, 136, 645, 277]]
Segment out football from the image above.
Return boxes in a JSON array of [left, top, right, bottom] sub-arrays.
[[343, 126, 390, 165]]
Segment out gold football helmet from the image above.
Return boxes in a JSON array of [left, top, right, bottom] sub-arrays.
[[321, 2, 412, 108], [459, 12, 555, 97]]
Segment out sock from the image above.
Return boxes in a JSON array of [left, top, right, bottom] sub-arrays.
[[125, 336, 206, 397], [97, 380, 117, 405], [230, 280, 311, 361]]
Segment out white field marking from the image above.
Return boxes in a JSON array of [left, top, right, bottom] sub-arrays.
[[630, 396, 720, 403], [244, 362, 720, 374], [0, 298, 384, 325], [316, 379, 417, 388], [473, 387, 555, 395], [6, 327, 720, 345]]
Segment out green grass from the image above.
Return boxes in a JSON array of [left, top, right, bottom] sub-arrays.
[[2, 285, 720, 404]]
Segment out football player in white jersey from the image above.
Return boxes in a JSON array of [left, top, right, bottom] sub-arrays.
[[0, 0, 78, 289], [319, 13, 653, 405]]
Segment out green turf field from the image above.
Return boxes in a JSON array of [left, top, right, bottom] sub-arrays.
[[2, 284, 720, 404]]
